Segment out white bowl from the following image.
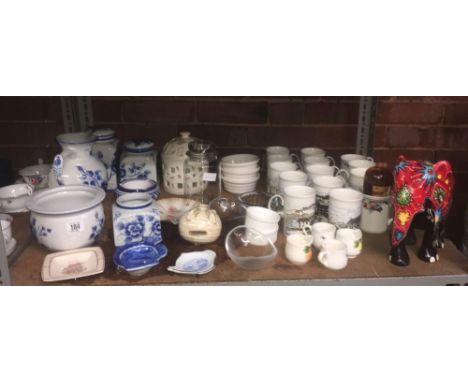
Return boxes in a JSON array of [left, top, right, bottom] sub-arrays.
[[222, 173, 260, 184], [19, 164, 51, 189], [0, 183, 33, 213], [26, 185, 106, 251], [221, 154, 259, 169], [223, 178, 259, 194], [221, 165, 260, 176]]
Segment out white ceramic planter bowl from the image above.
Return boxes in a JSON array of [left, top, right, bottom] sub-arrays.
[[26, 185, 106, 251], [221, 154, 259, 169], [0, 184, 33, 212], [222, 173, 260, 184]]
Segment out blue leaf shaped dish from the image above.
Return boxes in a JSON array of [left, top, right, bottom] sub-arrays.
[[113, 242, 168, 277]]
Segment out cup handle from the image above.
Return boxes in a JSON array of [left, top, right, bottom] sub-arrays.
[[367, 157, 374, 162], [326, 156, 335, 167], [302, 225, 314, 245], [336, 169, 349, 180], [25, 184, 34, 196], [290, 154, 303, 170], [268, 194, 284, 212], [318, 250, 328, 266], [387, 217, 394, 227]]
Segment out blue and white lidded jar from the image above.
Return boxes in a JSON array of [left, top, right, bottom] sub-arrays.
[[115, 179, 160, 200], [119, 139, 158, 184], [112, 193, 162, 248], [49, 131, 108, 189], [91, 128, 119, 190]]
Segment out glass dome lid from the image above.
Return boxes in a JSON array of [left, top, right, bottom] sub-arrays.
[[162, 131, 194, 159], [123, 139, 155, 153]]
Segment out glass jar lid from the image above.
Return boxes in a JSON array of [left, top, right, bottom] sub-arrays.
[[162, 131, 194, 159], [124, 139, 155, 153], [188, 139, 217, 158]]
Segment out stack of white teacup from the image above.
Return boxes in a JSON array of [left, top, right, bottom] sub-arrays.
[[220, 154, 260, 194]]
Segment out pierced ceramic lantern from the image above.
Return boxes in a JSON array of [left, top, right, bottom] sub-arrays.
[[161, 131, 195, 195]]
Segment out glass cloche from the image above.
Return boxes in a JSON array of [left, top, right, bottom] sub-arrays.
[[161, 131, 195, 195]]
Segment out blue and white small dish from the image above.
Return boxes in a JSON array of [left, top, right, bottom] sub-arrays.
[[167, 250, 216, 275], [115, 179, 160, 200], [113, 242, 168, 277]]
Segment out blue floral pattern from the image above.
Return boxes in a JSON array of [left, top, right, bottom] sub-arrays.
[[31, 218, 52, 238], [76, 165, 108, 189], [119, 162, 151, 180], [117, 215, 146, 244], [89, 212, 105, 241]]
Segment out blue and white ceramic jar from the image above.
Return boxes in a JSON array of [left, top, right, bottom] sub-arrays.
[[115, 179, 160, 200], [119, 139, 158, 184], [112, 193, 162, 248], [91, 128, 118, 190], [49, 132, 108, 189]]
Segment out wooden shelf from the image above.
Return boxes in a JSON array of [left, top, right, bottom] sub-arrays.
[[8, 191, 468, 286]]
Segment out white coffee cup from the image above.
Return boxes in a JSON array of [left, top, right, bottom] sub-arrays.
[[267, 161, 298, 193], [336, 228, 363, 258], [312, 175, 347, 219], [300, 147, 326, 163], [328, 188, 364, 225], [266, 146, 290, 156], [348, 159, 376, 172], [306, 164, 349, 183], [318, 239, 348, 270], [304, 156, 335, 167], [278, 171, 308, 193], [311, 222, 337, 249], [268, 185, 316, 215], [285, 229, 314, 265], [1, 213, 13, 245], [349, 167, 368, 192], [245, 206, 281, 243], [340, 154, 373, 172], [0, 183, 33, 212], [360, 194, 393, 234]]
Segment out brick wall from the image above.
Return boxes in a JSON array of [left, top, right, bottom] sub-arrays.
[[1, 96, 467, 245]]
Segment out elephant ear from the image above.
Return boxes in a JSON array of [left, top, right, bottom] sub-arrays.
[[433, 160, 455, 192], [397, 154, 407, 163]]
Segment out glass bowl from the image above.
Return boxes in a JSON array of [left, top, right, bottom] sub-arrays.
[[238, 191, 272, 209], [225, 225, 277, 270]]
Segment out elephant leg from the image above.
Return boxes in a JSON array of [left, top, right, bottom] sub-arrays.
[[389, 240, 410, 266], [405, 225, 417, 246], [417, 220, 439, 263]]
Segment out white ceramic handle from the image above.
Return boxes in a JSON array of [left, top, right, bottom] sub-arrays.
[[268, 194, 284, 212], [25, 184, 34, 196], [326, 156, 335, 166], [336, 169, 349, 180], [367, 157, 374, 161], [387, 217, 394, 227], [318, 250, 328, 267]]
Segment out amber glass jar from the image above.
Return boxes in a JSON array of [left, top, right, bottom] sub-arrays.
[[363, 162, 393, 196]]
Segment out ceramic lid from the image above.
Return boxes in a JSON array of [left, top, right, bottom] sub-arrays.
[[162, 131, 194, 159], [57, 131, 96, 145], [92, 128, 115, 141], [123, 139, 155, 153], [26, 185, 105, 215]]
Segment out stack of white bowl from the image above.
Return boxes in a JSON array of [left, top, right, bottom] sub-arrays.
[[221, 154, 260, 194]]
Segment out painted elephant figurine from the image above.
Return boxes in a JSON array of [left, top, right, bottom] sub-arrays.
[[389, 156, 454, 266]]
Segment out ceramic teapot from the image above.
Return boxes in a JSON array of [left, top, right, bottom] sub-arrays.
[[50, 132, 108, 189], [179, 204, 222, 244]]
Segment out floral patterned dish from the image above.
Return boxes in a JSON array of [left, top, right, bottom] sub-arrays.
[[41, 246, 105, 282], [167, 250, 216, 275], [114, 242, 168, 277], [155, 198, 197, 224]]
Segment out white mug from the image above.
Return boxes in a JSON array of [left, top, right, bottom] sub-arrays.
[[1, 214, 13, 245], [245, 206, 281, 243], [336, 228, 363, 258], [285, 228, 314, 265], [360, 195, 393, 234], [306, 164, 349, 183], [328, 188, 364, 225], [266, 146, 289, 156], [312, 175, 346, 219], [340, 154, 373, 172], [348, 159, 376, 172], [349, 167, 368, 192], [267, 161, 298, 193], [318, 239, 348, 270], [278, 171, 308, 193], [268, 185, 316, 215], [310, 222, 337, 249], [300, 147, 326, 163], [304, 156, 335, 167]]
